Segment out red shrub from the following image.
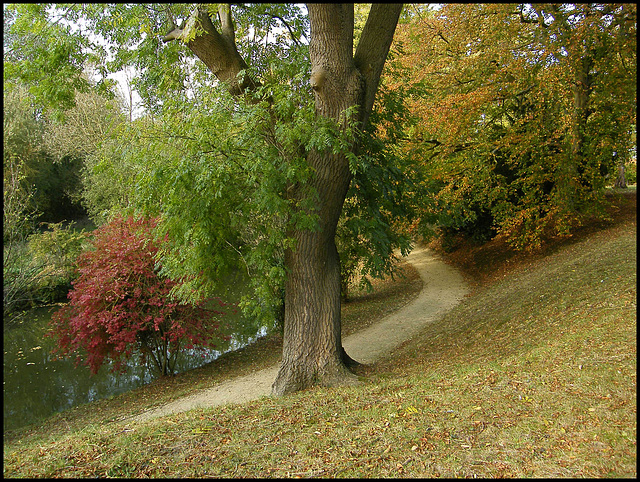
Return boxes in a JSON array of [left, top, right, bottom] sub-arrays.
[[49, 215, 229, 376]]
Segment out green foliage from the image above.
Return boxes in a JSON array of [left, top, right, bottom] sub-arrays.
[[93, 39, 415, 323], [128, 75, 318, 327], [3, 156, 38, 245], [4, 3, 423, 326], [3, 84, 91, 319], [44, 89, 126, 161], [3, 4, 111, 116], [3, 240, 41, 325], [337, 80, 420, 298], [26, 222, 89, 302], [80, 122, 140, 224], [231, 4, 309, 71], [3, 222, 88, 324], [3, 83, 87, 223], [3, 84, 44, 163], [3, 85, 41, 323]]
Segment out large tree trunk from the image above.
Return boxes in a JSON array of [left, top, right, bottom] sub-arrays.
[[273, 174, 356, 394], [272, 4, 402, 395], [165, 3, 403, 396], [272, 5, 362, 395]]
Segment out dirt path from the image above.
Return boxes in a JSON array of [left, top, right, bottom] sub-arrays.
[[132, 246, 468, 423]]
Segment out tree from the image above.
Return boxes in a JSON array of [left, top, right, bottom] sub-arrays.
[[43, 88, 128, 223], [389, 3, 636, 250], [49, 215, 228, 376], [159, 4, 404, 394], [2, 3, 113, 115], [6, 4, 406, 395], [3, 84, 43, 321], [272, 4, 403, 393], [522, 4, 637, 210]]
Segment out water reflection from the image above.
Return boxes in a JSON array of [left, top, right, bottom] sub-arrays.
[[3, 305, 267, 432]]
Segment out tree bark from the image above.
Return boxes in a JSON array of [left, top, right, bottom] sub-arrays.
[[614, 161, 627, 188], [164, 5, 257, 95]]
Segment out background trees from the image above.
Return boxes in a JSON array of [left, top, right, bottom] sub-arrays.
[[3, 84, 89, 322], [390, 3, 636, 250]]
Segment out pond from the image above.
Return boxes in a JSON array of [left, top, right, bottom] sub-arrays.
[[3, 288, 267, 432]]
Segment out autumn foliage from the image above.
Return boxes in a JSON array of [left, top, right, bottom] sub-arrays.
[[387, 4, 636, 251], [49, 215, 229, 376]]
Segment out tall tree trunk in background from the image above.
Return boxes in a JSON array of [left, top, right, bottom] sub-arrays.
[[165, 3, 403, 396], [614, 157, 628, 188], [543, 4, 594, 213], [563, 53, 593, 209]]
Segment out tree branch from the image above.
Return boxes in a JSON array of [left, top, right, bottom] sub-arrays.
[[218, 4, 236, 44], [270, 13, 303, 46], [163, 5, 257, 96], [162, 27, 183, 42], [162, 4, 179, 40], [353, 3, 404, 126]]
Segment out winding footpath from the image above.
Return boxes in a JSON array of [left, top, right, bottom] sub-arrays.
[[132, 245, 469, 423]]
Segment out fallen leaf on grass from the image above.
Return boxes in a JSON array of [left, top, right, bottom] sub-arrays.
[[404, 405, 419, 415]]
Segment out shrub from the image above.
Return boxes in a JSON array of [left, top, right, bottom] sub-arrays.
[[3, 242, 42, 323], [49, 215, 229, 376], [4, 222, 89, 325]]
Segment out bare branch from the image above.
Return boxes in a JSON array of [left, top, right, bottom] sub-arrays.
[[270, 13, 303, 46], [162, 27, 183, 43], [162, 4, 187, 42], [218, 4, 236, 44]]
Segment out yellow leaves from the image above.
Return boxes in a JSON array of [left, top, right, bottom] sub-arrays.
[[404, 405, 419, 416], [138, 23, 151, 37]]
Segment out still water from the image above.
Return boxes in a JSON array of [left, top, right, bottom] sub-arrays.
[[3, 302, 266, 432]]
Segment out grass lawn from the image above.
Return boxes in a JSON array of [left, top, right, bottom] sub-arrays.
[[3, 189, 636, 478]]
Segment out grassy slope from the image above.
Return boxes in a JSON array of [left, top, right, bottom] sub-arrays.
[[3, 190, 636, 478]]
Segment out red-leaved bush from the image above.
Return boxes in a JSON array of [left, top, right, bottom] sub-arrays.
[[49, 215, 229, 376]]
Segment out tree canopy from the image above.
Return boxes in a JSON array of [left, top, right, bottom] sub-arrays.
[[388, 3, 636, 250]]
